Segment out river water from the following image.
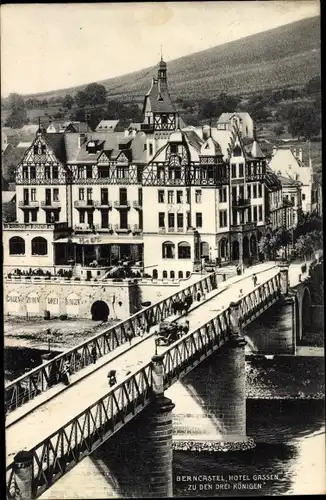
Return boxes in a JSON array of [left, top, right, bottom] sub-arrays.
[[5, 346, 325, 497], [173, 399, 325, 496]]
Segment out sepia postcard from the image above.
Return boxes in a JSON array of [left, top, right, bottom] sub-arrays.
[[2, 1, 324, 498]]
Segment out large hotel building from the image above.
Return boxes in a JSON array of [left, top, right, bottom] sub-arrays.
[[3, 58, 298, 279]]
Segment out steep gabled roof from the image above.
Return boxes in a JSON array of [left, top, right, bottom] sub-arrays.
[[1, 143, 26, 183], [217, 112, 252, 123], [143, 78, 176, 114], [43, 133, 67, 164], [95, 120, 120, 131]]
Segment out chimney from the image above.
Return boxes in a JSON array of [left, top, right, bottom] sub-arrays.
[[298, 148, 303, 162], [78, 133, 86, 149], [202, 125, 210, 141]]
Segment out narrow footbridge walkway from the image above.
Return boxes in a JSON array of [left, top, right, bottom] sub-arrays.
[[6, 262, 287, 498]]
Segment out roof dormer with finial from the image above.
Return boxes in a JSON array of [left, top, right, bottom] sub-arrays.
[[141, 51, 178, 134]]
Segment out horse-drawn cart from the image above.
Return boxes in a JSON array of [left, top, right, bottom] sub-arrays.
[[155, 321, 179, 346]]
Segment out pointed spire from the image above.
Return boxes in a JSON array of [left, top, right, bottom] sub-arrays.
[[37, 117, 43, 136], [160, 44, 163, 61]]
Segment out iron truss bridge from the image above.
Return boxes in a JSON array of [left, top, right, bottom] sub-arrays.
[[6, 272, 282, 499], [5, 272, 218, 414]]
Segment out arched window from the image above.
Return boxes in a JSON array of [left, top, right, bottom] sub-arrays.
[[163, 270, 168, 279], [200, 242, 209, 260], [31, 237, 48, 256], [233, 146, 242, 157], [152, 269, 158, 279], [170, 270, 175, 279], [162, 241, 175, 259], [178, 242, 191, 259], [178, 271, 183, 279], [220, 238, 228, 259], [9, 237, 25, 255]]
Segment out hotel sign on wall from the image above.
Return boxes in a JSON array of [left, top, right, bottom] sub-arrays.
[[78, 236, 102, 245]]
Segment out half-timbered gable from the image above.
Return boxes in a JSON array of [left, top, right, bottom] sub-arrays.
[[16, 132, 67, 185]]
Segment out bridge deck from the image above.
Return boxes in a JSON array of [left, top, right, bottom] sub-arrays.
[[6, 263, 279, 465]]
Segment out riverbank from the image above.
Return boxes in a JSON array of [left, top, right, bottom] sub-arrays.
[[246, 355, 325, 399]]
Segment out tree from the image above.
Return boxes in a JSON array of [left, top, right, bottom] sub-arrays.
[[273, 124, 285, 137], [288, 104, 320, 140], [274, 227, 292, 259], [75, 90, 87, 108], [84, 83, 107, 106], [294, 231, 322, 261], [62, 94, 74, 109], [5, 93, 29, 129]]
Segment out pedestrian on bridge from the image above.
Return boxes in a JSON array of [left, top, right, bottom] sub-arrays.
[[108, 370, 117, 387], [239, 289, 244, 298], [196, 291, 201, 302], [126, 327, 133, 346], [252, 274, 258, 287], [183, 320, 190, 336], [61, 361, 71, 386], [91, 343, 97, 364]]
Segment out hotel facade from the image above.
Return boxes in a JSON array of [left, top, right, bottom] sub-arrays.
[[3, 59, 298, 280]]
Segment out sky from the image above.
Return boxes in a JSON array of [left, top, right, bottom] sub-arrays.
[[1, 1, 320, 97]]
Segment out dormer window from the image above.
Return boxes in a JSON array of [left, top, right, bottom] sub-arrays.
[[233, 146, 242, 157], [87, 141, 96, 154]]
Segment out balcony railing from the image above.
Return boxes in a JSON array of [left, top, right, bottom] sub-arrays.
[[18, 200, 40, 208], [231, 222, 257, 232], [41, 201, 61, 209], [232, 198, 251, 208], [132, 225, 142, 234], [114, 200, 131, 209], [73, 224, 94, 232], [114, 224, 131, 233], [140, 123, 154, 132], [133, 201, 143, 209], [97, 224, 114, 232], [3, 222, 68, 231], [74, 200, 100, 208], [98, 200, 113, 209]]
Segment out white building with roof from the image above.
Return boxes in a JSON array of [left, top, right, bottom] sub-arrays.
[[217, 112, 254, 139], [268, 146, 313, 213]]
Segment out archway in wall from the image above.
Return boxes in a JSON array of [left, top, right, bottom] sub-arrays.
[[200, 242, 209, 261], [91, 301, 110, 321], [243, 236, 250, 259], [250, 234, 257, 257], [219, 238, 228, 261], [302, 288, 312, 337], [152, 269, 158, 279], [232, 240, 239, 261], [257, 231, 264, 261]]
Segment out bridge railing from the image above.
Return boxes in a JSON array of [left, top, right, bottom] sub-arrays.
[[5, 272, 218, 415], [240, 273, 281, 326], [6, 272, 281, 499]]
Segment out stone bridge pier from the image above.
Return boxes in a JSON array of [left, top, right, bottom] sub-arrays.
[[166, 301, 255, 452], [244, 264, 315, 355]]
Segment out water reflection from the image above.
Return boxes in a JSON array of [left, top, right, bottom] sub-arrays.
[[174, 400, 325, 496]]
